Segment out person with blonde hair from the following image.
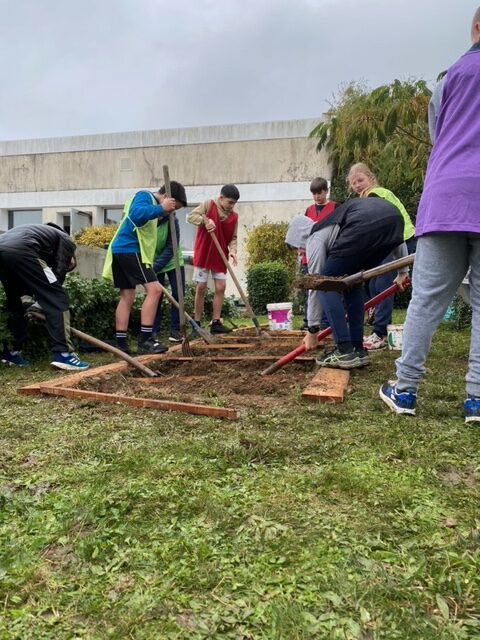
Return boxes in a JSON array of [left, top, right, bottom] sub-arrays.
[[347, 162, 415, 349]]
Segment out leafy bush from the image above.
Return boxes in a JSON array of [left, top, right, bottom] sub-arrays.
[[247, 261, 290, 314], [245, 219, 297, 284], [76, 225, 118, 248]]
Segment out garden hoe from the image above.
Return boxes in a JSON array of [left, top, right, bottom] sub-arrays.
[[205, 216, 270, 339], [24, 303, 158, 378], [297, 254, 415, 292], [162, 164, 193, 357], [156, 281, 216, 345]]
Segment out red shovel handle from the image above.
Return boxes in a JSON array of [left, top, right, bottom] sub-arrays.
[[260, 281, 407, 375]]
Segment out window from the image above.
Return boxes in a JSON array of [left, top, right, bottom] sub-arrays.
[[104, 208, 123, 225], [61, 214, 71, 235], [8, 209, 42, 229]]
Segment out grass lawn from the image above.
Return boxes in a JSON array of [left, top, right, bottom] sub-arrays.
[[1, 317, 479, 639]]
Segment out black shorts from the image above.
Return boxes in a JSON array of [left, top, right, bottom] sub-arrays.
[[112, 253, 157, 289]]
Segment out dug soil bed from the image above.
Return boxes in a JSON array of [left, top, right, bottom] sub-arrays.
[[75, 356, 317, 413]]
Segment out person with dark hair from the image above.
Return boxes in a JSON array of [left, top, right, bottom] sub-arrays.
[[187, 184, 240, 334], [0, 223, 89, 370], [102, 181, 187, 354], [380, 7, 480, 422], [285, 198, 409, 369], [299, 177, 336, 329]]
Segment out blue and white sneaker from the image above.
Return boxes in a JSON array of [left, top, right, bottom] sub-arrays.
[[51, 352, 89, 371], [464, 396, 480, 424], [379, 381, 416, 415], [1, 351, 30, 367]]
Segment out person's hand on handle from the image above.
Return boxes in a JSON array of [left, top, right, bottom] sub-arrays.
[[162, 197, 177, 213], [204, 218, 216, 232], [229, 252, 238, 267], [394, 272, 410, 292], [303, 332, 319, 351]]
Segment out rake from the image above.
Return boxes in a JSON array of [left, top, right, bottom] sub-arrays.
[[162, 165, 193, 357]]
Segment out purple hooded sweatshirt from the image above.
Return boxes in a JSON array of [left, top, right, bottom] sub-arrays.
[[415, 45, 480, 236]]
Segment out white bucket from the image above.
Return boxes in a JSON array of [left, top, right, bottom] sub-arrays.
[[387, 324, 404, 351], [267, 302, 293, 331]]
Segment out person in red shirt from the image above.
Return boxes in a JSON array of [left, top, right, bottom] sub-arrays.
[[187, 184, 239, 334]]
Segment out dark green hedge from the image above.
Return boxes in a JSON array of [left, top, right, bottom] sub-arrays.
[[246, 261, 290, 314]]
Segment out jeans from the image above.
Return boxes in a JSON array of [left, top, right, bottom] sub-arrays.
[[153, 267, 185, 334]]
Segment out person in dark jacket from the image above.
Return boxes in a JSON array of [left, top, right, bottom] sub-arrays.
[[0, 223, 89, 370], [285, 198, 409, 369]]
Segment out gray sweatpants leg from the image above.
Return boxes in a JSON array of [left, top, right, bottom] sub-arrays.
[[395, 233, 480, 396]]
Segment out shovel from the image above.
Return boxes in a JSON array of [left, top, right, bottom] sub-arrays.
[[297, 254, 415, 292], [162, 165, 193, 357], [205, 217, 270, 338]]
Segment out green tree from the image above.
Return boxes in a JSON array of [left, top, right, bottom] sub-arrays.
[[310, 79, 432, 215]]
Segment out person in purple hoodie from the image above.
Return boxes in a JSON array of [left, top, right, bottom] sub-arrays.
[[380, 6, 480, 424]]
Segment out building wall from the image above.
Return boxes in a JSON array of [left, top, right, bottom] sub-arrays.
[[0, 118, 330, 295]]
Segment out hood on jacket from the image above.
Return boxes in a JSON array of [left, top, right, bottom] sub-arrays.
[[285, 215, 314, 250]]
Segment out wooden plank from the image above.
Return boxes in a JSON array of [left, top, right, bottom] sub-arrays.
[[134, 375, 208, 384], [162, 355, 316, 363], [302, 368, 350, 404], [38, 386, 240, 420], [192, 343, 256, 350]]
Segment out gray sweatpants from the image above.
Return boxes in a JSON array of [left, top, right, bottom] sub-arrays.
[[396, 232, 480, 397]]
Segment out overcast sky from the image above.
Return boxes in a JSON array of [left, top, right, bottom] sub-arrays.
[[0, 0, 476, 141]]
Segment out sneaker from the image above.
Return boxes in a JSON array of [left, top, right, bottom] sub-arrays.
[[379, 381, 416, 415], [210, 321, 232, 334], [363, 332, 387, 351], [51, 352, 89, 371], [316, 348, 362, 370], [464, 396, 480, 424], [116, 344, 132, 355], [354, 347, 370, 366], [2, 351, 30, 367], [137, 338, 168, 355], [169, 330, 183, 343]]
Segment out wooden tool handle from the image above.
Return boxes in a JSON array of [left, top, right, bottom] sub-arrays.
[[343, 254, 415, 286], [163, 165, 186, 332]]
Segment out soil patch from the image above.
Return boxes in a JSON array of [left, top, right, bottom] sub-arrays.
[[75, 335, 318, 414]]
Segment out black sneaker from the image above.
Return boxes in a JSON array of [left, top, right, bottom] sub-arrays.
[[169, 330, 183, 343], [116, 344, 132, 355], [137, 338, 168, 355], [354, 347, 370, 366], [210, 321, 232, 334], [316, 348, 362, 370]]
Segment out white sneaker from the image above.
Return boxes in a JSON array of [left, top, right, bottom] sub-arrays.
[[363, 332, 387, 351]]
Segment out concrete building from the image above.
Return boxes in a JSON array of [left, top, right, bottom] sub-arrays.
[[0, 118, 330, 291]]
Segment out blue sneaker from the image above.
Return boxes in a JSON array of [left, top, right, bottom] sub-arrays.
[[51, 352, 89, 372], [379, 381, 416, 415], [1, 351, 30, 367], [464, 396, 480, 424]]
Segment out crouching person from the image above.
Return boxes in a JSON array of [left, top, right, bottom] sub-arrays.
[[0, 222, 89, 371], [286, 198, 409, 369]]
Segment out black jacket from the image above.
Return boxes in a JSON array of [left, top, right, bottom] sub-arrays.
[[310, 198, 404, 258], [0, 224, 76, 283]]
